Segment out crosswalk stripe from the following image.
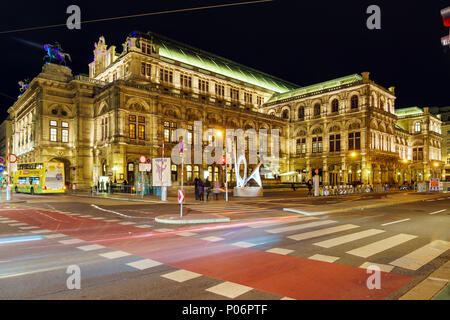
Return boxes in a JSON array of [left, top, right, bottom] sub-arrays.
[[266, 220, 336, 234], [309, 254, 340, 263], [99, 251, 131, 259], [176, 232, 198, 237], [248, 217, 315, 229], [119, 222, 136, 225], [9, 223, 28, 226], [77, 244, 105, 251], [59, 239, 84, 245], [389, 240, 450, 271], [30, 230, 53, 234], [201, 236, 224, 242], [45, 234, 67, 239], [359, 262, 394, 273], [266, 248, 294, 255], [19, 226, 39, 230], [206, 281, 253, 299], [346, 234, 418, 258], [126, 259, 162, 270], [161, 270, 202, 282], [0, 220, 17, 223], [232, 241, 257, 248], [314, 229, 386, 248], [287, 224, 359, 241]]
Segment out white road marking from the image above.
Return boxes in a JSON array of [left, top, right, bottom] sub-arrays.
[[79, 215, 93, 218], [280, 297, 295, 300], [58, 239, 84, 245], [9, 223, 27, 226], [91, 217, 106, 220], [248, 217, 315, 229], [232, 241, 257, 248], [0, 220, 17, 224], [176, 232, 198, 237], [346, 234, 418, 258], [206, 281, 252, 299], [201, 236, 224, 242], [429, 209, 447, 215], [161, 270, 201, 282], [18, 226, 39, 230], [0, 217, 10, 220], [99, 251, 131, 259], [359, 262, 394, 273], [91, 204, 145, 219], [104, 219, 120, 222], [381, 219, 411, 226], [30, 230, 53, 234], [266, 248, 294, 255], [309, 254, 340, 263], [314, 229, 386, 248], [126, 259, 162, 270], [155, 228, 174, 232], [282, 208, 313, 216], [77, 244, 105, 251], [119, 222, 137, 225], [136, 225, 152, 228], [390, 240, 450, 271], [287, 224, 359, 241], [266, 220, 336, 234], [45, 234, 67, 239]]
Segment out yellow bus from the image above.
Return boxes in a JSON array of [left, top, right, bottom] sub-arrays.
[[14, 162, 66, 194]]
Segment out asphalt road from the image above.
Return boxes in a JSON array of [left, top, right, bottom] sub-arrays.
[[0, 192, 448, 300]]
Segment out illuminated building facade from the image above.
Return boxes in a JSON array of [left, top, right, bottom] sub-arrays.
[[7, 31, 443, 188]]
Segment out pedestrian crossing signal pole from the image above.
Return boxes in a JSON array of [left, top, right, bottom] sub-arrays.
[[180, 138, 184, 218]]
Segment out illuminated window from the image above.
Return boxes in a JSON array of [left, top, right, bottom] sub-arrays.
[[312, 136, 323, 153], [296, 138, 306, 154], [50, 128, 57, 142], [413, 148, 423, 161], [50, 120, 57, 127], [62, 121, 69, 128], [186, 165, 192, 181], [415, 122, 421, 132], [244, 92, 253, 104], [187, 125, 193, 145], [193, 166, 200, 179], [62, 129, 69, 143], [351, 96, 359, 109], [331, 99, 339, 113], [129, 115, 137, 139], [348, 132, 361, 150], [138, 125, 145, 140], [198, 79, 209, 94]]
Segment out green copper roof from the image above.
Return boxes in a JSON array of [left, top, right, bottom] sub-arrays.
[[395, 107, 424, 117], [131, 31, 299, 93], [266, 74, 363, 104]]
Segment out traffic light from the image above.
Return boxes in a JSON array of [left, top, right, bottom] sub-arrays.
[[220, 156, 226, 165]]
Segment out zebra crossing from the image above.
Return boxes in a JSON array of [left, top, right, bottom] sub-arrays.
[[185, 203, 265, 214], [255, 216, 450, 272]]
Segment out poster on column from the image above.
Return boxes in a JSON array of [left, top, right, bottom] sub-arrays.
[[152, 158, 172, 187]]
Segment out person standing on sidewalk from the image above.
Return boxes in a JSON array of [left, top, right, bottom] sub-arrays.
[[198, 178, 204, 201], [194, 177, 199, 200], [307, 179, 313, 196], [213, 180, 220, 200], [205, 178, 211, 201]]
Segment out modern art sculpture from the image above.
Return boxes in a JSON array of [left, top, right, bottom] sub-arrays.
[[233, 154, 264, 197]]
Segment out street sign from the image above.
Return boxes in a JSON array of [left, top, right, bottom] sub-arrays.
[[152, 158, 172, 187], [0, 157, 4, 164], [139, 163, 152, 172], [0, 165, 4, 173], [7, 154, 17, 163], [178, 190, 185, 204], [139, 155, 147, 164], [179, 139, 184, 153], [146, 158, 151, 164]]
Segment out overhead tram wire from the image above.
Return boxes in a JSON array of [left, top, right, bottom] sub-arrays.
[[0, 0, 273, 34]]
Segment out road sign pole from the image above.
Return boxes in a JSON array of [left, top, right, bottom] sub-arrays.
[[180, 152, 184, 218], [6, 138, 11, 201]]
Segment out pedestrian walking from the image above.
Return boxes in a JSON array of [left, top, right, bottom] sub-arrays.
[[291, 182, 296, 191], [205, 178, 211, 201], [198, 178, 204, 201], [194, 177, 199, 200], [307, 179, 313, 196]]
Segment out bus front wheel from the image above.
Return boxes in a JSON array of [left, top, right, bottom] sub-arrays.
[[15, 186, 18, 193], [30, 188, 34, 195]]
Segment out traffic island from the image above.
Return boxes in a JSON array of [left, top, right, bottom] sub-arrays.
[[155, 214, 230, 224]]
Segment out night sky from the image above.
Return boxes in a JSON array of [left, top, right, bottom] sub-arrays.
[[0, 0, 449, 122]]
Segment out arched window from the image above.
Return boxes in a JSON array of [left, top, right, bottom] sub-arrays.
[[282, 109, 290, 119], [314, 103, 321, 116], [380, 100, 384, 110], [350, 95, 359, 109], [331, 99, 339, 113], [298, 107, 305, 120], [370, 95, 374, 107]]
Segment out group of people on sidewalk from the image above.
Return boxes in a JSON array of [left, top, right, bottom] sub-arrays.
[[194, 177, 221, 201]]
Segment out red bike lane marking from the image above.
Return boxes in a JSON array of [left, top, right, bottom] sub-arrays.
[[0, 208, 413, 300]]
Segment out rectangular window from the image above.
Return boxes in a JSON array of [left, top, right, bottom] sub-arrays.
[[50, 128, 57, 142], [138, 125, 145, 140], [146, 63, 151, 77], [50, 120, 57, 127], [62, 122, 69, 128], [141, 62, 146, 76], [181, 74, 192, 88], [244, 92, 253, 104], [198, 79, 209, 93], [138, 116, 145, 123], [187, 125, 193, 145], [312, 137, 323, 153], [296, 138, 306, 155], [129, 123, 136, 139], [62, 129, 69, 143], [215, 84, 225, 97], [348, 132, 360, 150], [230, 88, 239, 101], [257, 96, 264, 106], [160, 68, 173, 83]]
